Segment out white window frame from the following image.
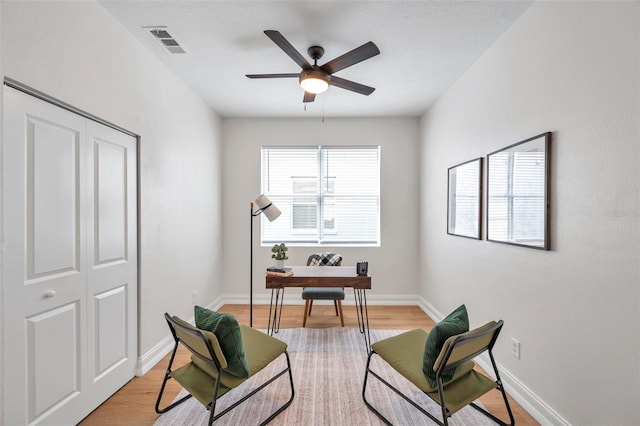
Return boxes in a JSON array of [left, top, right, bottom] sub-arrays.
[[260, 145, 380, 247]]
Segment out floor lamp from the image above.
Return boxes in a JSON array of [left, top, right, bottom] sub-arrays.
[[250, 195, 281, 327]]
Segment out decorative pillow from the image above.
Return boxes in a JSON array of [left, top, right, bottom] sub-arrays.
[[422, 304, 469, 387], [194, 306, 249, 378], [309, 252, 342, 266]]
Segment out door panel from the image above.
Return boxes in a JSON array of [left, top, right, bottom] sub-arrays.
[[85, 119, 137, 400], [3, 85, 137, 425], [94, 285, 127, 379], [4, 86, 88, 425], [28, 116, 81, 278], [27, 302, 81, 422], [94, 139, 127, 264]]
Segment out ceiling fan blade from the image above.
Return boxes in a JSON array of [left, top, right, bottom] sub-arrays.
[[303, 91, 316, 103], [320, 41, 380, 75], [264, 30, 312, 70], [246, 73, 300, 79], [329, 76, 375, 96]]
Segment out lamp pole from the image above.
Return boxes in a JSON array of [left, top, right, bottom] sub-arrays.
[[249, 195, 280, 328], [250, 202, 255, 328]]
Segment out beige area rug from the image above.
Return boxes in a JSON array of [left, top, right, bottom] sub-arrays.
[[154, 328, 496, 425]]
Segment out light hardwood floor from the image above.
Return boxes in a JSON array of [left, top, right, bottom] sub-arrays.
[[80, 304, 539, 425]]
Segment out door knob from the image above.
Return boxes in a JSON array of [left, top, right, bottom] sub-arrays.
[[44, 290, 56, 298]]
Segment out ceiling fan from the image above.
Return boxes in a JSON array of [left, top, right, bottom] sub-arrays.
[[246, 30, 380, 103]]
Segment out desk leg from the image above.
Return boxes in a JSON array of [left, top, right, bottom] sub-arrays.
[[353, 288, 372, 353], [267, 288, 285, 335], [275, 288, 285, 333]]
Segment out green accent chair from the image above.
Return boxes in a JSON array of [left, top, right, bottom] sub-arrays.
[[155, 313, 294, 425], [362, 320, 514, 425]]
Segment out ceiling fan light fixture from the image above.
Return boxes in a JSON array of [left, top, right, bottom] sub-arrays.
[[299, 70, 330, 94], [247, 31, 379, 103]]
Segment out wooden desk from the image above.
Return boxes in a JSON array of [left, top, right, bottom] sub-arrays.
[[265, 266, 372, 352], [266, 266, 371, 289]]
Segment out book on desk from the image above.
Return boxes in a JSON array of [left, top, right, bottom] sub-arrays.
[[265, 266, 294, 277]]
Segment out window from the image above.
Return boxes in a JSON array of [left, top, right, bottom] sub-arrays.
[[488, 150, 546, 243], [261, 146, 380, 246]]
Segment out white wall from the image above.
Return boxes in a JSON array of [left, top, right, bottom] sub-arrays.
[[419, 1, 639, 425], [3, 1, 637, 424], [0, 1, 4, 419], [222, 118, 420, 309], [0, 0, 223, 376]]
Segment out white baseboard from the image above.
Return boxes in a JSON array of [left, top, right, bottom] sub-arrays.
[[493, 363, 570, 426], [415, 296, 568, 426], [137, 299, 225, 376], [417, 296, 443, 321], [137, 335, 173, 376]]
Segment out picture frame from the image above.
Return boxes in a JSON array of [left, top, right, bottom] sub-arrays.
[[486, 132, 551, 250], [447, 157, 482, 239]]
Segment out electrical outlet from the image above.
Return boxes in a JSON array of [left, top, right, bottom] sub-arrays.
[[511, 338, 520, 359], [192, 291, 198, 304]]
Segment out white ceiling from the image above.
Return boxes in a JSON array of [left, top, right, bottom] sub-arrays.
[[98, 1, 532, 118]]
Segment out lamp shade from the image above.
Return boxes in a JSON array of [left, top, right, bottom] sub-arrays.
[[299, 70, 330, 94], [254, 194, 281, 222]]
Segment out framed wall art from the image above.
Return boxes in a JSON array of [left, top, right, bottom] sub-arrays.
[[447, 157, 482, 239], [486, 132, 551, 250]]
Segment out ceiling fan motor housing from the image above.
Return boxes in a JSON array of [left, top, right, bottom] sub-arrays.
[[299, 69, 330, 84], [308, 46, 325, 61]]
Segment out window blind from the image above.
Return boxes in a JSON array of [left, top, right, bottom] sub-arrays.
[[488, 150, 546, 243], [449, 162, 480, 236], [261, 146, 380, 246]]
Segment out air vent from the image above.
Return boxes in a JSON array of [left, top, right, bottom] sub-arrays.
[[151, 29, 171, 39], [146, 27, 185, 54], [161, 39, 179, 47]]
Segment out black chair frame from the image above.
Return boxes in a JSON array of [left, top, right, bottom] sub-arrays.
[[155, 313, 295, 425], [362, 320, 515, 426]]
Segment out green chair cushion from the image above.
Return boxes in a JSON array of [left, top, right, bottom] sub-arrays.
[[372, 329, 474, 394], [422, 305, 469, 387], [194, 306, 249, 378], [190, 324, 288, 391], [240, 324, 288, 375], [426, 369, 497, 415], [172, 362, 233, 407]]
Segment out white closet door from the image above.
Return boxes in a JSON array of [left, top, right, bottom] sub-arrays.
[[3, 85, 137, 425], [84, 119, 138, 411]]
